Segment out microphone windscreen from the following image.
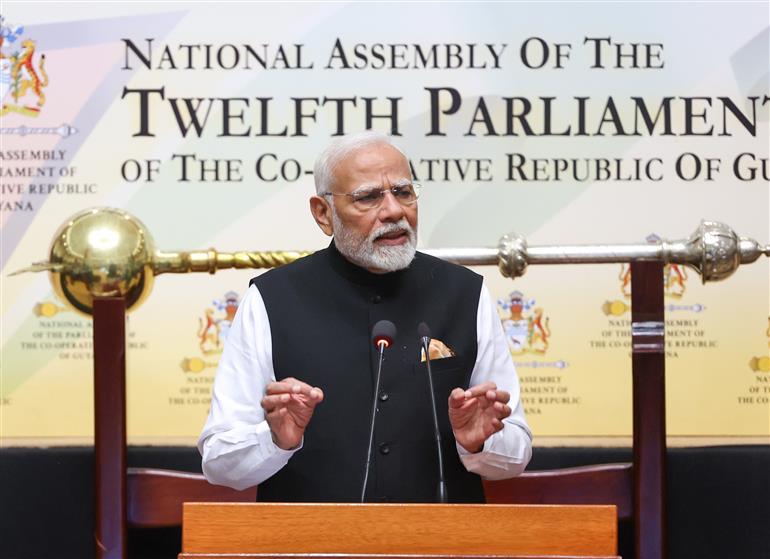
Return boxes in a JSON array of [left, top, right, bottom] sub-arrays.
[[417, 322, 431, 340], [372, 320, 397, 348]]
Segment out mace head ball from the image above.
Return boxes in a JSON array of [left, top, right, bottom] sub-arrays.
[[48, 207, 156, 315]]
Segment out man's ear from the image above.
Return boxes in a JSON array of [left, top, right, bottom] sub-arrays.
[[309, 196, 334, 236]]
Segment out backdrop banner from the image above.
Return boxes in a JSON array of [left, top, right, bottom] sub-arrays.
[[1, 2, 768, 444]]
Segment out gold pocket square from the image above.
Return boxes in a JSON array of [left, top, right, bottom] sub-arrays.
[[421, 339, 456, 362]]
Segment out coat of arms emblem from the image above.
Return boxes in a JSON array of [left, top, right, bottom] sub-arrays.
[[1, 17, 49, 117], [181, 291, 241, 373], [498, 291, 551, 355], [197, 291, 239, 355]]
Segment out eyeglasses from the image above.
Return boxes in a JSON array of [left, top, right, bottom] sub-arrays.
[[322, 183, 421, 210]]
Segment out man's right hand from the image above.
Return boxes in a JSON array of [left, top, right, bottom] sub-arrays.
[[261, 377, 324, 450]]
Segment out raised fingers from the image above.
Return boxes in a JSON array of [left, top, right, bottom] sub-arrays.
[[266, 379, 323, 400], [462, 382, 497, 399], [488, 389, 510, 404], [266, 380, 309, 396]]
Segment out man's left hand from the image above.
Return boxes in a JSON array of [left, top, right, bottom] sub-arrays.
[[448, 382, 511, 453]]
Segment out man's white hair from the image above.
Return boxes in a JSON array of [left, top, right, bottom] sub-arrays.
[[313, 130, 409, 195]]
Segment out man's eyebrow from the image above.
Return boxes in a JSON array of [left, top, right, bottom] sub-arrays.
[[391, 177, 413, 187], [349, 184, 381, 195], [349, 178, 413, 194]]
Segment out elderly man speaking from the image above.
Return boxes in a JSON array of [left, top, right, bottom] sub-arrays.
[[198, 131, 532, 503]]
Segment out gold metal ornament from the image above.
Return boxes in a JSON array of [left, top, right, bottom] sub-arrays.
[[180, 357, 218, 374], [749, 356, 770, 373], [33, 301, 68, 318], [602, 300, 630, 317], [10, 207, 309, 316]]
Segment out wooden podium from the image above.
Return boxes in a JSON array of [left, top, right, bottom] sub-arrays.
[[179, 502, 619, 559]]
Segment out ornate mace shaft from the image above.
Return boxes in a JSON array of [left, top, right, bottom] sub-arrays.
[[10, 208, 769, 315], [153, 250, 311, 275], [427, 221, 768, 284]]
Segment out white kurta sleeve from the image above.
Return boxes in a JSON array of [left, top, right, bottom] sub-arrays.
[[198, 284, 299, 490], [456, 281, 533, 479]]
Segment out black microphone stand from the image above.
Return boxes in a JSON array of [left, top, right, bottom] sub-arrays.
[[419, 325, 448, 503], [361, 321, 394, 503]]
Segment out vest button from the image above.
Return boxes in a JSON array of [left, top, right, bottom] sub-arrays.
[[371, 294, 382, 304], [378, 391, 389, 402], [379, 443, 390, 455]]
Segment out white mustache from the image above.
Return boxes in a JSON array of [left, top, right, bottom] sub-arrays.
[[370, 219, 414, 242]]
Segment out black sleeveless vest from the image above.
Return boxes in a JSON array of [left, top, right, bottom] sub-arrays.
[[251, 242, 484, 503]]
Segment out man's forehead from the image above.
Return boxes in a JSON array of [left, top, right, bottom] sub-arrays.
[[334, 143, 410, 181]]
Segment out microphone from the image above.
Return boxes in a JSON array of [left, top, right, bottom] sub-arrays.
[[373, 320, 396, 350], [417, 321, 431, 351], [361, 320, 397, 502], [418, 322, 448, 503]]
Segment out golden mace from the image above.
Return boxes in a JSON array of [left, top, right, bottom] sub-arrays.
[[11, 207, 769, 316]]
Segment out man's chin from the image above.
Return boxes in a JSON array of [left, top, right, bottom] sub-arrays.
[[367, 243, 416, 273], [337, 240, 416, 274]]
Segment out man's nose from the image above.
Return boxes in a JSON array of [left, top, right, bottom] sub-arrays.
[[377, 189, 406, 222]]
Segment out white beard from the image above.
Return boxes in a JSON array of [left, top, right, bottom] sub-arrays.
[[332, 209, 417, 273]]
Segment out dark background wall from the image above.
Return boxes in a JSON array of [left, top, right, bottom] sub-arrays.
[[1, 445, 768, 559]]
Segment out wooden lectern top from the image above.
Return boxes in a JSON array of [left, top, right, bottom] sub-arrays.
[[180, 502, 618, 559]]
